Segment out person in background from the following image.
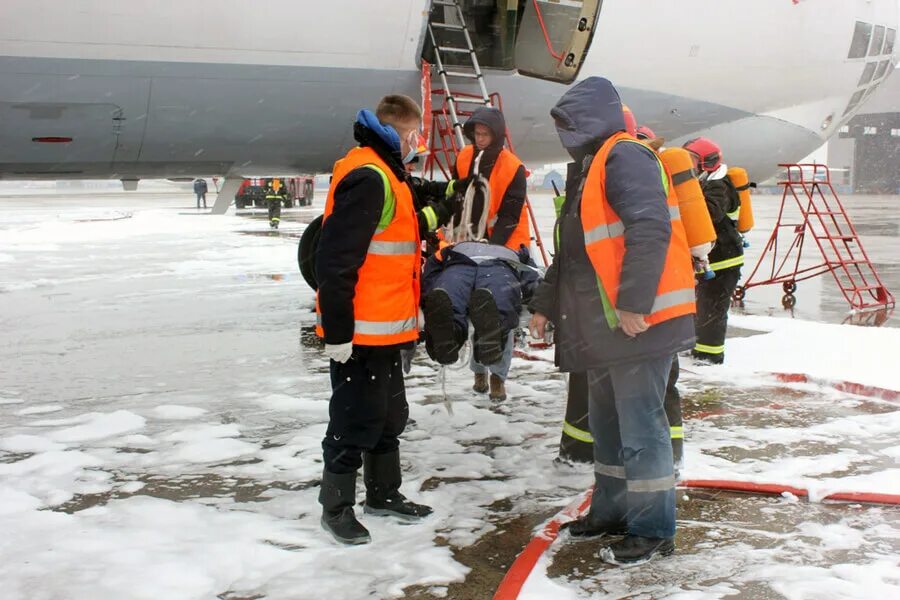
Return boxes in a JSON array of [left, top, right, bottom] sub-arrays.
[[682, 137, 743, 364], [193, 177, 208, 209]]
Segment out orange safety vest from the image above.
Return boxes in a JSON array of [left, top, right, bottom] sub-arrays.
[[315, 146, 421, 346], [456, 145, 531, 252], [581, 132, 696, 326]]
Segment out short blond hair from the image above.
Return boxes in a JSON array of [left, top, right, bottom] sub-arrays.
[[376, 94, 422, 128]]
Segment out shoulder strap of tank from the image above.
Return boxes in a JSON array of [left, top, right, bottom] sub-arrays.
[[362, 164, 395, 232]]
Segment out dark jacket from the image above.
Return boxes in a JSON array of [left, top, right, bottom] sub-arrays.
[[453, 107, 528, 248], [702, 173, 744, 270], [193, 179, 207, 194], [316, 120, 448, 347], [529, 77, 694, 371]]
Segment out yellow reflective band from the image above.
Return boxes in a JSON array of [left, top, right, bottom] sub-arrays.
[[694, 343, 725, 354], [562, 420, 594, 443], [726, 208, 741, 220], [422, 206, 438, 232], [709, 256, 745, 271], [670, 426, 684, 440]]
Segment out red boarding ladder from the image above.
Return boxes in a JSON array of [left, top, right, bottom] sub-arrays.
[[736, 163, 894, 313], [421, 0, 550, 267]]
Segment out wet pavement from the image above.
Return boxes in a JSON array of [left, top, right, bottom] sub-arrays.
[[0, 190, 897, 599]]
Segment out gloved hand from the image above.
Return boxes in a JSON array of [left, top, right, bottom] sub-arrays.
[[447, 175, 473, 197], [434, 193, 462, 228], [324, 342, 353, 364]]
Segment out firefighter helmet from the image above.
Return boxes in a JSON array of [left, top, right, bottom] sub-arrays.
[[682, 137, 722, 173]]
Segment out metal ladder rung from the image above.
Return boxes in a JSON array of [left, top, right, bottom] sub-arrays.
[[431, 0, 457, 6], [444, 70, 481, 79], [431, 22, 465, 31], [437, 46, 472, 54], [815, 234, 856, 242]]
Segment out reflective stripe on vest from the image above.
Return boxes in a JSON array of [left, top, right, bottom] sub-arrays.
[[316, 314, 417, 337], [580, 132, 697, 327], [584, 205, 681, 244], [315, 146, 420, 346], [457, 145, 531, 251]]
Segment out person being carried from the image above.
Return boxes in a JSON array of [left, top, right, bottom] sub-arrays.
[[420, 107, 533, 401]]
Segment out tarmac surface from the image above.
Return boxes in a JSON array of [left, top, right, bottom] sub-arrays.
[[0, 188, 897, 599]]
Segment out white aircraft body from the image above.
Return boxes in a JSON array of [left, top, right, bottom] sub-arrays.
[[0, 0, 897, 186]]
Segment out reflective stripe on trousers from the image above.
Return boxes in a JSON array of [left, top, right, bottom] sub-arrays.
[[694, 342, 725, 355]]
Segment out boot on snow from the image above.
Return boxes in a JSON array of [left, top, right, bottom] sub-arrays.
[[318, 469, 371, 545], [560, 514, 626, 538], [363, 450, 432, 520], [473, 372, 489, 394], [599, 535, 674, 564], [489, 374, 507, 401]]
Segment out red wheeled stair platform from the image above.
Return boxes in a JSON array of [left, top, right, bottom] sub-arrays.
[[735, 163, 895, 313]]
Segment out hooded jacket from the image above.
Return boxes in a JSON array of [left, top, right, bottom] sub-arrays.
[[529, 77, 695, 371], [316, 113, 451, 346], [453, 107, 528, 247]]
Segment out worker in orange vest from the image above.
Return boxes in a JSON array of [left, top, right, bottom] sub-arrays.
[[315, 95, 460, 545], [529, 78, 695, 564], [420, 107, 533, 402]]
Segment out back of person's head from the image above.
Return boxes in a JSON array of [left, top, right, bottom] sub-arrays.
[[682, 137, 723, 173], [376, 94, 422, 129]]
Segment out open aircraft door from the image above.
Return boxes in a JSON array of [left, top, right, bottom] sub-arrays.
[[514, 0, 602, 84]]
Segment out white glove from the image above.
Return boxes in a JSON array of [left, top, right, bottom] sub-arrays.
[[690, 242, 713, 260], [324, 342, 353, 364]]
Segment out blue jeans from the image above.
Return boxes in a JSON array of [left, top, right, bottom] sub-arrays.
[[586, 354, 675, 538], [470, 330, 514, 380]]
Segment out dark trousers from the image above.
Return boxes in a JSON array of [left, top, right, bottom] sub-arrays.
[[587, 354, 676, 539], [267, 198, 282, 223], [693, 266, 741, 363], [322, 347, 408, 474], [559, 357, 683, 468], [423, 260, 522, 335], [196, 192, 206, 208]]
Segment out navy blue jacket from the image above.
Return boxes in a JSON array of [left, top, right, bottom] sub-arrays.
[[529, 77, 694, 371]]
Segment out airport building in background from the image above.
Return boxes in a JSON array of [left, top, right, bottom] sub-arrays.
[[829, 69, 900, 193]]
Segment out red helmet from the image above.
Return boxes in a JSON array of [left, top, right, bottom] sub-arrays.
[[621, 104, 638, 136], [683, 137, 722, 173], [636, 125, 656, 140]]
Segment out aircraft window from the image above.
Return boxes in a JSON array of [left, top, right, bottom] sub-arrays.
[[885, 29, 896, 55], [843, 90, 866, 115], [848, 21, 872, 59], [858, 62, 877, 86], [891, 129, 900, 137], [863, 126, 877, 135], [874, 59, 891, 79], [869, 25, 886, 56]]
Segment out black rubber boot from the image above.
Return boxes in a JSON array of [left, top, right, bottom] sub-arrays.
[[560, 515, 627, 538], [423, 289, 463, 365], [318, 469, 371, 545], [599, 535, 675, 564], [363, 450, 433, 520], [468, 288, 504, 365]]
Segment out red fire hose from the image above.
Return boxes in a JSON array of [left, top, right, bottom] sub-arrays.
[[493, 481, 899, 599]]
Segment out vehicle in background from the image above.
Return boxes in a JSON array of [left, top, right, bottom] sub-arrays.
[[235, 177, 314, 209]]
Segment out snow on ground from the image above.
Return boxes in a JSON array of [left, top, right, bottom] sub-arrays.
[[1, 194, 898, 599]]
